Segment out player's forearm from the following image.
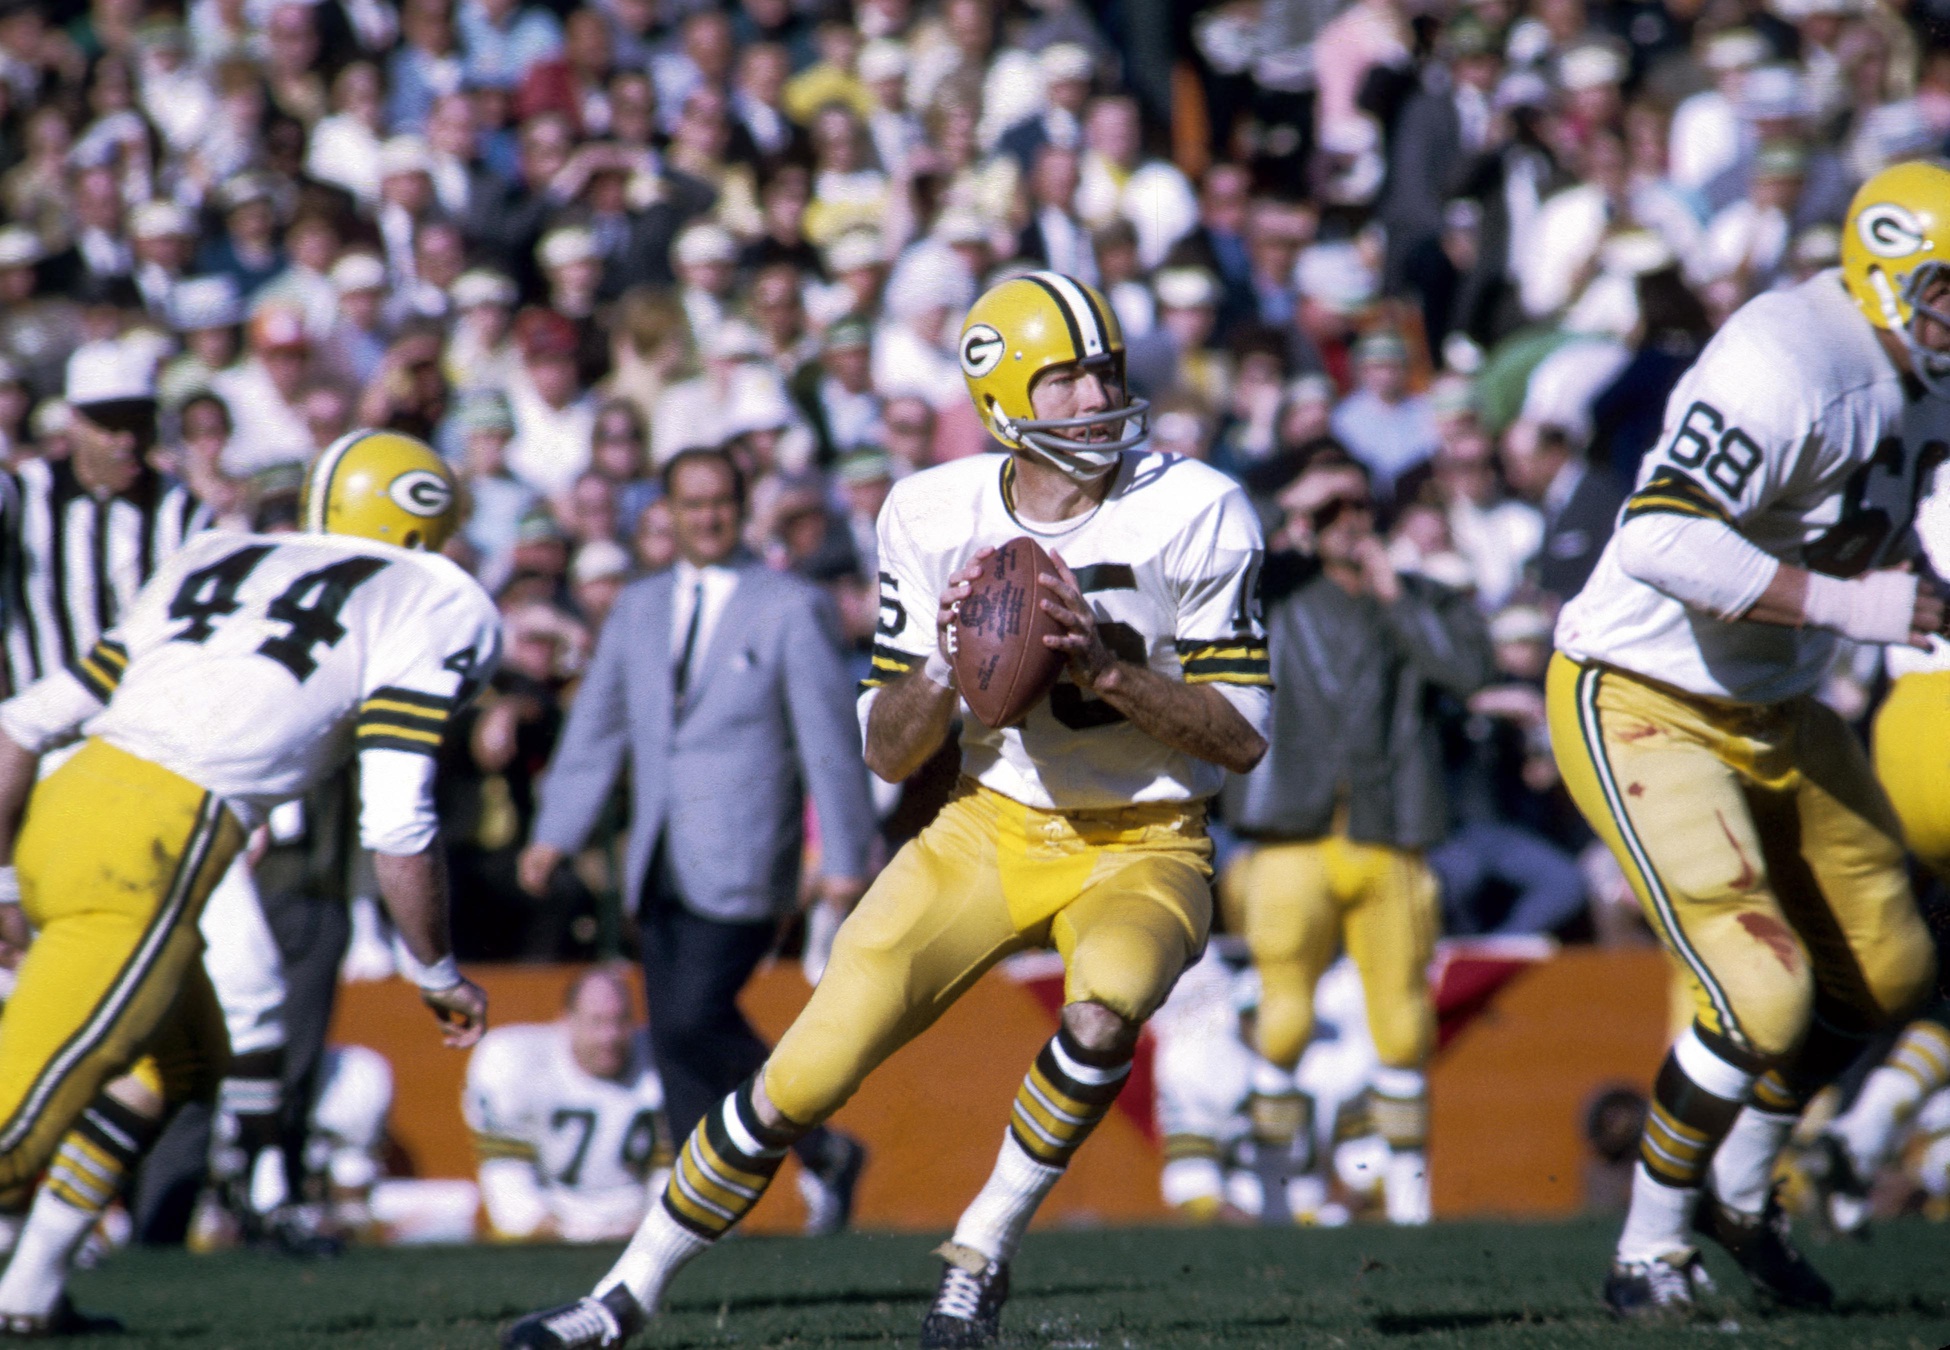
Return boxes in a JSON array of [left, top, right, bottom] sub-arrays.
[[862, 668, 958, 782], [1088, 665, 1267, 774], [1741, 564, 1810, 628], [372, 845, 456, 968]]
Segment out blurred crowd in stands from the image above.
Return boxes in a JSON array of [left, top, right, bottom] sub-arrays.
[[2, 0, 1943, 961]]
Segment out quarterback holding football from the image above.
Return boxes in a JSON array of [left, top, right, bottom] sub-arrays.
[[505, 270, 1271, 1350], [1548, 161, 1949, 1316]]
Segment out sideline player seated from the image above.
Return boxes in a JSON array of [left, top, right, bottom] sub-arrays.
[[466, 968, 672, 1242], [1546, 161, 1950, 1318], [503, 270, 1270, 1349], [0, 429, 500, 1333]]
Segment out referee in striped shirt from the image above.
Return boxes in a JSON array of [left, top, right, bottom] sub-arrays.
[[3, 344, 208, 696]]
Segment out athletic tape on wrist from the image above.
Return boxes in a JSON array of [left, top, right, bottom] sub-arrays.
[[1803, 570, 1918, 645], [923, 649, 955, 689], [409, 953, 462, 993]]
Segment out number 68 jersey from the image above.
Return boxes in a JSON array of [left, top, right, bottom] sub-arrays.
[[862, 450, 1270, 811], [1557, 270, 1950, 704], [0, 530, 501, 853]]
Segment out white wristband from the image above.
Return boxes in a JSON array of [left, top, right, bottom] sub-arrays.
[[0, 867, 17, 906], [406, 952, 462, 993], [923, 648, 956, 689], [1802, 570, 1918, 645]]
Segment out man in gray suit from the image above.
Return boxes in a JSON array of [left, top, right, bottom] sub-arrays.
[[517, 447, 876, 1233]]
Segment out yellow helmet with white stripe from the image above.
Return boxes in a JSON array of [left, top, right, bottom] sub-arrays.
[[959, 270, 1149, 480], [1841, 159, 1950, 396], [302, 428, 460, 551]]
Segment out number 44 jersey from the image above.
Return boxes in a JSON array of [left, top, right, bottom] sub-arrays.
[[1557, 270, 1949, 704], [862, 450, 1270, 810], [0, 531, 501, 853]]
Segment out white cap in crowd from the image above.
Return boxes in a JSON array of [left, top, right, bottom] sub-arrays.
[[378, 134, 434, 179], [130, 200, 192, 241], [171, 275, 243, 331], [856, 39, 907, 82], [539, 226, 601, 271], [571, 539, 632, 585], [66, 340, 158, 407], [1154, 267, 1219, 310], [673, 223, 738, 267], [1038, 42, 1094, 84], [0, 227, 42, 269], [330, 252, 388, 294], [825, 229, 884, 274], [452, 269, 519, 309]]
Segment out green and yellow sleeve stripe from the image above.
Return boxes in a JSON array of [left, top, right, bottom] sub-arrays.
[[356, 685, 453, 755], [1175, 638, 1271, 687], [1621, 471, 1732, 526], [471, 1130, 539, 1164], [859, 642, 922, 693], [71, 638, 128, 702]]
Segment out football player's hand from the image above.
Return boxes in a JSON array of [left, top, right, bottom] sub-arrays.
[[936, 548, 995, 664], [1912, 578, 1946, 648], [516, 842, 563, 898], [1040, 551, 1116, 690], [1276, 464, 1368, 552], [422, 975, 488, 1049], [1351, 534, 1402, 604]]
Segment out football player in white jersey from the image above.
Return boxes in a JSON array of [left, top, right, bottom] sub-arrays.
[[1547, 161, 1950, 1317], [0, 429, 500, 1333], [505, 271, 1270, 1350], [466, 968, 672, 1242]]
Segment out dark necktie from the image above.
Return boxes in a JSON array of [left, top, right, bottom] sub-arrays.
[[674, 579, 704, 706]]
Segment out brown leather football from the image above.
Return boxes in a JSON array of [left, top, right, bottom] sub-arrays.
[[950, 535, 1067, 728]]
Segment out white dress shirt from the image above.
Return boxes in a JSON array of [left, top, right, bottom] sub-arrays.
[[670, 558, 740, 697]]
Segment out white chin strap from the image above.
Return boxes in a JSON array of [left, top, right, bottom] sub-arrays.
[[1011, 399, 1151, 483]]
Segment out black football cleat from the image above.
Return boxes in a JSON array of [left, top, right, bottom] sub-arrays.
[[920, 1244, 1010, 1349], [501, 1285, 646, 1349], [0, 1295, 125, 1338], [1694, 1192, 1833, 1309], [1602, 1249, 1715, 1321], [800, 1131, 868, 1237]]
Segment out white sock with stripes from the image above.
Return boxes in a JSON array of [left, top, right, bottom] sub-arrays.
[[599, 1203, 710, 1313], [1709, 1106, 1797, 1217], [0, 1189, 90, 1318], [1615, 1163, 1698, 1264], [1831, 1065, 1923, 1177], [950, 1133, 1062, 1265]]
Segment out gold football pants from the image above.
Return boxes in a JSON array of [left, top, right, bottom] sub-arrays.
[[763, 778, 1212, 1127], [1221, 836, 1438, 1072], [1873, 669, 1950, 879], [0, 739, 241, 1190], [1548, 655, 1933, 1058]]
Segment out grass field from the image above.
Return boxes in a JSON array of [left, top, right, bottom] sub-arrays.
[[53, 1217, 1950, 1349]]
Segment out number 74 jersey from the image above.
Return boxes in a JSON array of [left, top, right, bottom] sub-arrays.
[[862, 451, 1270, 811], [1, 530, 501, 839], [1557, 270, 1949, 704]]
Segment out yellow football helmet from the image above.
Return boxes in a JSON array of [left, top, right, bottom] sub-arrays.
[[959, 270, 1149, 480], [1841, 159, 1950, 393], [302, 428, 460, 551]]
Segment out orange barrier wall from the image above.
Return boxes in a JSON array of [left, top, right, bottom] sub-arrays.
[[332, 947, 1673, 1230]]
